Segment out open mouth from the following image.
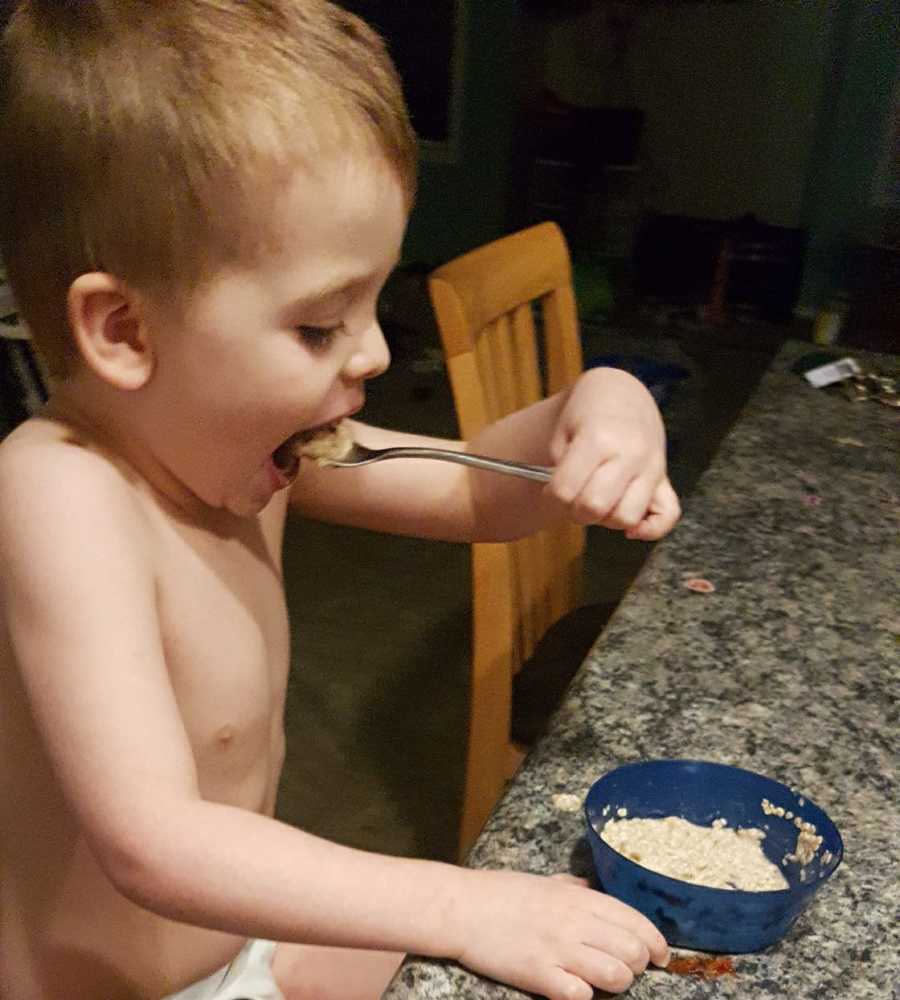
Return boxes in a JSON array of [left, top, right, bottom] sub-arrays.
[[271, 420, 353, 477]]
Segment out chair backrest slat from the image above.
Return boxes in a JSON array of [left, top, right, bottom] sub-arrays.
[[474, 326, 502, 425], [544, 286, 583, 394], [510, 303, 542, 406], [489, 314, 520, 417]]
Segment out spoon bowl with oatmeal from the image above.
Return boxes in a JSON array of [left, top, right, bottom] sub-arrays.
[[583, 759, 843, 954]]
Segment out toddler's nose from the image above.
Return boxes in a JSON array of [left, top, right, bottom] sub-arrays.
[[343, 320, 390, 383]]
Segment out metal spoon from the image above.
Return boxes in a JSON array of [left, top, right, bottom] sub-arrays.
[[319, 442, 552, 483]]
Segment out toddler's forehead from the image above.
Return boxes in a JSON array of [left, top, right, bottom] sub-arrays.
[[273, 149, 408, 219], [173, 165, 400, 301], [241, 153, 407, 258], [138, 150, 407, 323]]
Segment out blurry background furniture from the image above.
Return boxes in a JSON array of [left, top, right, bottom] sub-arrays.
[[841, 241, 900, 352], [428, 221, 586, 858]]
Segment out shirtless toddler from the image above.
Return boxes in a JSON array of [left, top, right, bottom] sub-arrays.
[[0, 3, 679, 998]]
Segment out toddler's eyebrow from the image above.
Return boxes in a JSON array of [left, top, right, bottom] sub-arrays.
[[290, 257, 402, 310]]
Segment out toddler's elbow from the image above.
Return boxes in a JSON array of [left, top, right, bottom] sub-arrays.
[[96, 831, 166, 908], [91, 819, 188, 916]]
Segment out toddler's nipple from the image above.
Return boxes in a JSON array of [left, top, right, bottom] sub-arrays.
[[215, 724, 236, 748]]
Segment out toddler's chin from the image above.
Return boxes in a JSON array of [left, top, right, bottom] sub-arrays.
[[224, 496, 265, 518], [220, 481, 272, 518]]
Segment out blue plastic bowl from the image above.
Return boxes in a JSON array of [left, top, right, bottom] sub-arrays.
[[584, 760, 843, 953]]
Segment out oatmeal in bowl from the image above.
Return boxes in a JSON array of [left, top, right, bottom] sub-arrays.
[[583, 759, 843, 953]]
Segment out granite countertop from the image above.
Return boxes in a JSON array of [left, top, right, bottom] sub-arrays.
[[385, 340, 899, 999]]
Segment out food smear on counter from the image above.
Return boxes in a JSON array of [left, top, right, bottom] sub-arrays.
[[683, 577, 716, 593], [667, 953, 735, 978]]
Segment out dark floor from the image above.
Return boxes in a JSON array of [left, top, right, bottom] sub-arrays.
[[275, 296, 793, 863]]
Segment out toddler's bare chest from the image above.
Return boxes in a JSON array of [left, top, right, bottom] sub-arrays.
[[153, 514, 291, 801]]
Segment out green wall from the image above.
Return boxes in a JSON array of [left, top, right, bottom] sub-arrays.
[[798, 0, 900, 310], [402, 0, 521, 267]]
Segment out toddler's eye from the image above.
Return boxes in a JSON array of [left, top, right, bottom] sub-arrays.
[[296, 324, 341, 350]]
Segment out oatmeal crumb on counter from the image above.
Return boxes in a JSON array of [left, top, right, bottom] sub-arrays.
[[551, 793, 582, 812]]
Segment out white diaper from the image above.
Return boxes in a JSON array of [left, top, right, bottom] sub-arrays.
[[162, 939, 284, 1000]]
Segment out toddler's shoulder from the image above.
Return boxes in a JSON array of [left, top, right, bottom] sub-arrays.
[[0, 415, 147, 545]]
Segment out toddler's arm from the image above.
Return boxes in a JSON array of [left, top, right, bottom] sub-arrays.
[[0, 440, 666, 999], [291, 367, 680, 542]]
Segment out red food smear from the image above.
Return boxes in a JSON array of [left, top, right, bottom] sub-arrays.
[[667, 954, 735, 978]]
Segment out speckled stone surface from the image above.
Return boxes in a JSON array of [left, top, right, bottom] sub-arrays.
[[385, 341, 899, 999]]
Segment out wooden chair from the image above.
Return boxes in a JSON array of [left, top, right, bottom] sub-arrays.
[[427, 221, 586, 859]]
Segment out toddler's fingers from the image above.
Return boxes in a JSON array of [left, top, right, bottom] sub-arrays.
[[548, 431, 616, 506], [538, 968, 593, 1000], [610, 920, 668, 969], [558, 462, 632, 525], [566, 946, 634, 995], [624, 478, 681, 541], [550, 876, 668, 968], [601, 475, 655, 531], [580, 920, 650, 975], [590, 898, 670, 968]]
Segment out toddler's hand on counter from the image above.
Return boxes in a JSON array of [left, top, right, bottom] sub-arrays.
[[547, 367, 680, 540], [449, 868, 669, 999]]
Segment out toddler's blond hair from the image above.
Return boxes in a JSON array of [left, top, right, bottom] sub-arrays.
[[0, 0, 417, 377]]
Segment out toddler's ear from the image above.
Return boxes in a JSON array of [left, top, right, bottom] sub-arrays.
[[67, 272, 154, 390]]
